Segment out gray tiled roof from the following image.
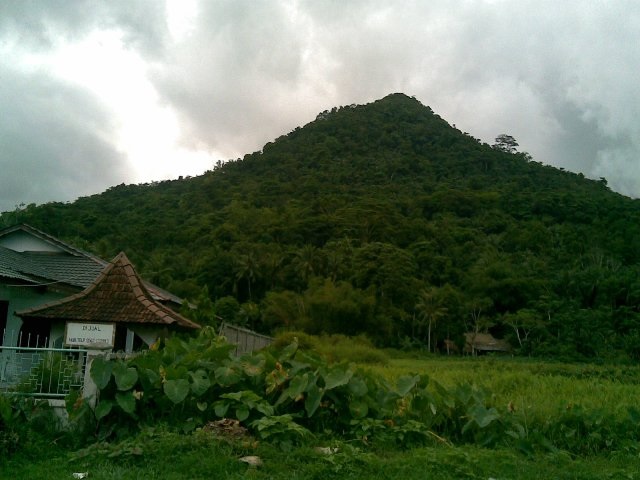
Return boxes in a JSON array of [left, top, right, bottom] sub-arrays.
[[0, 245, 104, 288], [0, 224, 183, 305], [21, 252, 106, 288], [0, 264, 36, 283]]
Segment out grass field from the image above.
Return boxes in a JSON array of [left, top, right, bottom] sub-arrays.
[[3, 427, 640, 479], [3, 354, 640, 479], [371, 355, 640, 424]]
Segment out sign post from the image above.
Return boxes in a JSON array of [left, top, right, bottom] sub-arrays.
[[65, 322, 115, 407], [65, 322, 115, 349]]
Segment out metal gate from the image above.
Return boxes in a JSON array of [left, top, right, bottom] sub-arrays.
[[0, 330, 88, 398]]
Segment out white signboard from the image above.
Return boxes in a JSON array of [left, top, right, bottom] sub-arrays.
[[65, 322, 115, 348]]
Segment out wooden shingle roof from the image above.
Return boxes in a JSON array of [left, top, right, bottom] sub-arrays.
[[17, 252, 199, 329]]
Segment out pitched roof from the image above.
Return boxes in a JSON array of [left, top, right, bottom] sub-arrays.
[[0, 224, 183, 304], [0, 224, 106, 288], [464, 332, 511, 352], [17, 252, 199, 329], [0, 224, 104, 257]]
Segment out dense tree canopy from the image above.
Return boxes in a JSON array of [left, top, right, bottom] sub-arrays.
[[4, 93, 640, 359]]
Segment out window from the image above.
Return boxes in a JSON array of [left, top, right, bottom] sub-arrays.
[[113, 325, 144, 353], [18, 319, 50, 348]]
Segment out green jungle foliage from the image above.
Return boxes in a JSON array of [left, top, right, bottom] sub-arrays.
[[3, 93, 640, 359]]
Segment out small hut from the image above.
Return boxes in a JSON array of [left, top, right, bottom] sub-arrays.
[[464, 332, 511, 355]]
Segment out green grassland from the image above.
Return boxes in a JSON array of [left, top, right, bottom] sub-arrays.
[[4, 432, 640, 479], [372, 356, 640, 425]]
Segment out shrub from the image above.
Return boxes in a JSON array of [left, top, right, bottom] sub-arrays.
[[0, 395, 65, 457], [271, 331, 319, 350]]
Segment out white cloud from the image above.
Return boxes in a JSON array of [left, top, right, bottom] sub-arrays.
[[0, 62, 127, 211]]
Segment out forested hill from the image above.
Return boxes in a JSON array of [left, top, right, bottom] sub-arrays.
[[5, 93, 640, 359]]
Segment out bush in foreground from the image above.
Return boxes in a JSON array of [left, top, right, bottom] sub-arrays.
[[72, 327, 640, 457]]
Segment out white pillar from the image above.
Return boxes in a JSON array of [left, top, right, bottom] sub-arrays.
[[83, 349, 107, 408]]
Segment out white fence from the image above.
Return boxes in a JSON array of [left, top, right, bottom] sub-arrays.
[[219, 323, 273, 356], [1, 330, 88, 397]]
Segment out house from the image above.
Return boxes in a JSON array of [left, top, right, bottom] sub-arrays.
[[464, 332, 511, 355], [0, 224, 199, 353]]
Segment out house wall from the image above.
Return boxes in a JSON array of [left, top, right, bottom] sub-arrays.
[[0, 230, 65, 253], [0, 284, 66, 347]]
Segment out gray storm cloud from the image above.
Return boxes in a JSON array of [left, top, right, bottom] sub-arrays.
[[0, 64, 128, 211], [149, 1, 640, 197], [0, 0, 167, 54], [1, 0, 639, 212]]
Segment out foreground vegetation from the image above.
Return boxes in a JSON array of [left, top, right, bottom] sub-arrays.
[[3, 332, 640, 478], [4, 430, 640, 479], [4, 94, 640, 360]]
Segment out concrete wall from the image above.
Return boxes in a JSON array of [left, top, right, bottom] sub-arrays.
[[0, 284, 66, 347], [0, 230, 64, 253]]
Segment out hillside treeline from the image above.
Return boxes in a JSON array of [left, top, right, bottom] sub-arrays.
[[4, 94, 640, 360]]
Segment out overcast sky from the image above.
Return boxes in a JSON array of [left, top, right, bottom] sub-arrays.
[[1, 1, 639, 213]]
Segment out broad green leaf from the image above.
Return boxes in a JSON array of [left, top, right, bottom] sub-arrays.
[[305, 384, 323, 417], [410, 392, 431, 411], [65, 389, 81, 415], [116, 391, 136, 414], [265, 366, 289, 395], [182, 418, 197, 434], [113, 363, 138, 391], [322, 367, 353, 390], [94, 400, 113, 421], [375, 390, 400, 411], [417, 375, 430, 389], [164, 378, 190, 404], [475, 407, 501, 428], [214, 402, 229, 417], [349, 399, 369, 419], [189, 369, 211, 396], [197, 402, 208, 412], [276, 373, 309, 407], [90, 356, 113, 390], [396, 374, 420, 397], [278, 341, 298, 361], [222, 390, 262, 404], [467, 404, 501, 429], [214, 365, 241, 386], [287, 359, 311, 376], [288, 373, 309, 398], [138, 368, 161, 391], [256, 403, 274, 416], [241, 355, 265, 377], [236, 406, 250, 422], [348, 376, 368, 397]]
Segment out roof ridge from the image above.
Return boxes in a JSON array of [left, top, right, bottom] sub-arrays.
[[17, 251, 200, 329]]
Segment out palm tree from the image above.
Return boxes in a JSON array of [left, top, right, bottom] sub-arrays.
[[415, 287, 448, 353], [234, 252, 259, 301], [263, 251, 285, 289], [294, 244, 320, 285]]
